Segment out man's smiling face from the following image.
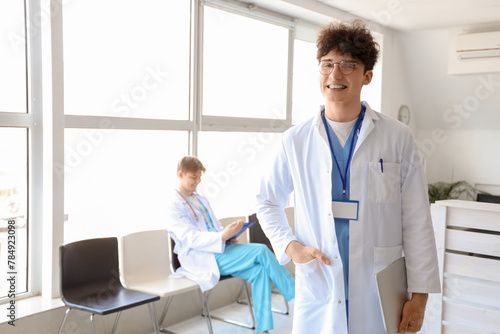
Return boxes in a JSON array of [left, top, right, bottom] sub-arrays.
[[319, 50, 372, 106]]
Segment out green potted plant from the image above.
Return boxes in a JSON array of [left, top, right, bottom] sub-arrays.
[[427, 181, 484, 204]]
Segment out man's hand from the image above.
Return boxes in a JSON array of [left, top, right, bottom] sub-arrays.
[[399, 293, 428, 334], [285, 240, 331, 265], [222, 220, 244, 241]]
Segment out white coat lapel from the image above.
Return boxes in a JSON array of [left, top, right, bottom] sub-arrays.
[[354, 103, 378, 153]]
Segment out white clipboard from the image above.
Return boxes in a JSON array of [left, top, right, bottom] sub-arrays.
[[376, 257, 410, 334]]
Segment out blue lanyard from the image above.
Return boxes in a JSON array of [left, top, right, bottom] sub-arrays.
[[321, 105, 366, 201], [176, 190, 215, 230], [192, 195, 216, 230]]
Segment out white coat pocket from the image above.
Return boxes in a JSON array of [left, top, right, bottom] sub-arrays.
[[373, 245, 403, 274], [369, 162, 401, 204], [295, 259, 331, 303]]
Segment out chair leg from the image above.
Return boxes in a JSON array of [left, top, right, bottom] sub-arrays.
[[241, 279, 256, 328], [90, 313, 96, 334], [148, 302, 161, 334], [270, 291, 289, 315], [157, 298, 179, 334], [239, 286, 290, 315], [283, 294, 290, 314], [159, 297, 171, 326], [205, 279, 255, 330], [199, 289, 214, 334], [58, 308, 72, 334], [110, 311, 122, 334]]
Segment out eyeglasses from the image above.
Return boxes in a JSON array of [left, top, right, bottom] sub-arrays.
[[319, 60, 357, 75]]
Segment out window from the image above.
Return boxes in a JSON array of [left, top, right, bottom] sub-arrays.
[[0, 129, 28, 300], [64, 130, 188, 242], [63, 0, 191, 120], [0, 0, 30, 303], [197, 4, 294, 218], [198, 131, 282, 218], [292, 39, 324, 125], [0, 1, 27, 113], [360, 32, 383, 112], [62, 0, 193, 243], [202, 6, 290, 119]]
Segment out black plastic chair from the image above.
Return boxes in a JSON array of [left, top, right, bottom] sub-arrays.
[[169, 237, 255, 331], [58, 237, 161, 334]]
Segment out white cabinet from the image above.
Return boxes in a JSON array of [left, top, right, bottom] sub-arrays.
[[430, 200, 500, 334]]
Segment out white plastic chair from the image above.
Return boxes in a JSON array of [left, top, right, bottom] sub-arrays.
[[119, 229, 210, 333]]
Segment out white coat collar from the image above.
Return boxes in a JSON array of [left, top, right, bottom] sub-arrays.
[[356, 102, 378, 151], [312, 101, 378, 125], [313, 102, 379, 151]]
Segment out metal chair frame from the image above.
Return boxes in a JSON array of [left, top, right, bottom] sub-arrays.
[[170, 237, 256, 331]]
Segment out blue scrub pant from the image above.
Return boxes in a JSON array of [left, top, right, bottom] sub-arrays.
[[215, 243, 295, 332]]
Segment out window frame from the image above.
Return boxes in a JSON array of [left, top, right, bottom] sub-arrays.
[[44, 0, 198, 299], [196, 0, 295, 146], [0, 0, 41, 303], [0, 0, 311, 303]]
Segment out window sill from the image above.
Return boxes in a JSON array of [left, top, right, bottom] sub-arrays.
[[0, 296, 64, 324]]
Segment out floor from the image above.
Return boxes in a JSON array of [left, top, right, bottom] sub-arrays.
[[161, 294, 294, 334]]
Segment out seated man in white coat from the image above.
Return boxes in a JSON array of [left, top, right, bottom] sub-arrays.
[[256, 20, 440, 334], [166, 156, 295, 334]]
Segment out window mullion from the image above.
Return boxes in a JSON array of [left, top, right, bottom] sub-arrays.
[[286, 29, 294, 125], [0, 112, 33, 127], [27, 0, 44, 297], [41, 0, 65, 300], [191, 0, 203, 156], [64, 115, 194, 131]]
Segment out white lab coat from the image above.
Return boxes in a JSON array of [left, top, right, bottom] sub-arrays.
[[166, 190, 225, 292], [256, 103, 441, 334]]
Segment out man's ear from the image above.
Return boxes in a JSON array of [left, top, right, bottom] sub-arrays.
[[177, 170, 183, 179], [363, 70, 373, 85]]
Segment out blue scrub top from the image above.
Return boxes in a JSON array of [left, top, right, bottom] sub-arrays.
[[323, 104, 365, 302]]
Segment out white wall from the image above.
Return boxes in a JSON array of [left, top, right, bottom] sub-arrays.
[[378, 29, 417, 128], [392, 28, 500, 191]]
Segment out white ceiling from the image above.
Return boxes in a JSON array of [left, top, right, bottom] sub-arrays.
[[317, 0, 500, 31], [242, 0, 500, 31]]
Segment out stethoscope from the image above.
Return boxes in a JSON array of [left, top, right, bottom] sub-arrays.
[[175, 189, 215, 229]]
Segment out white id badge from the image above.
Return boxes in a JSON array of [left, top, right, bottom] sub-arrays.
[[332, 200, 359, 220]]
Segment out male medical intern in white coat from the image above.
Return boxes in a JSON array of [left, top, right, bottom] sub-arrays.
[[166, 190, 225, 292], [257, 103, 440, 334]]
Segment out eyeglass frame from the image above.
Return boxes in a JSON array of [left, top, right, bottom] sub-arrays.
[[318, 60, 358, 76]]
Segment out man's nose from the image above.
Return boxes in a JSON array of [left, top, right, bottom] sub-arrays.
[[330, 65, 343, 79]]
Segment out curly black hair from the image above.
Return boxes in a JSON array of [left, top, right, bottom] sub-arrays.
[[316, 19, 380, 72]]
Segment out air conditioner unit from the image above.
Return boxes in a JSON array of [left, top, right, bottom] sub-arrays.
[[456, 31, 500, 60]]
